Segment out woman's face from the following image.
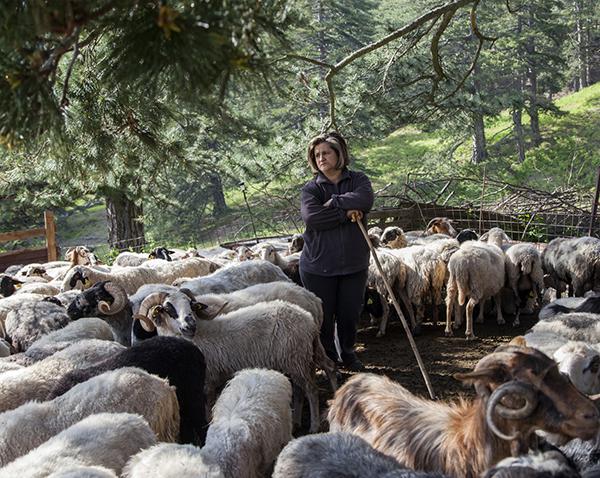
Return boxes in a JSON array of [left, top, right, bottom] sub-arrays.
[[314, 142, 339, 174]]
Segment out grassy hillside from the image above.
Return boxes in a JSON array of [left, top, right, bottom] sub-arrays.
[[353, 82, 600, 195]]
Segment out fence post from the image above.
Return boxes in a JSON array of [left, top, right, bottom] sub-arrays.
[[590, 166, 600, 237], [44, 210, 57, 261]]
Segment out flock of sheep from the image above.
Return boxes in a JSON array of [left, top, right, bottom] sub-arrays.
[[0, 220, 599, 477]]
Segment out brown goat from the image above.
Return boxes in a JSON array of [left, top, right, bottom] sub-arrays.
[[327, 346, 599, 478], [426, 217, 457, 237]]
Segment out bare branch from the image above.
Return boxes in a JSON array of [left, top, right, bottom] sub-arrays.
[[277, 54, 333, 69], [431, 10, 456, 81], [60, 26, 81, 110], [471, 0, 498, 42], [333, 0, 477, 73]]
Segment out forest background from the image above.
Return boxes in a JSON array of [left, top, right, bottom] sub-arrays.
[[0, 0, 599, 259]]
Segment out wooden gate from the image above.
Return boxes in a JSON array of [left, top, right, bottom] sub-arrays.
[[0, 211, 58, 273]]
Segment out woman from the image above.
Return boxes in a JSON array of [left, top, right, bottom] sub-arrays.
[[299, 131, 374, 371]]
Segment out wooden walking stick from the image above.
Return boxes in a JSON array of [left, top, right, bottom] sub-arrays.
[[352, 214, 436, 399]]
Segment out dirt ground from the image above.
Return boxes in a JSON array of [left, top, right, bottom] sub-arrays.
[[313, 309, 539, 427]]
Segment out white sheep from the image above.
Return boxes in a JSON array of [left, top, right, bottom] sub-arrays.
[[0, 367, 179, 466], [365, 248, 413, 337], [46, 466, 118, 478], [112, 251, 150, 267], [504, 243, 544, 326], [445, 228, 509, 339], [21, 317, 115, 362], [174, 260, 290, 295], [62, 258, 218, 295], [5, 300, 70, 352], [201, 369, 293, 478], [123, 444, 224, 478], [0, 293, 45, 337], [0, 339, 124, 413], [380, 226, 408, 249], [258, 245, 301, 283], [0, 413, 157, 478], [388, 245, 446, 332], [135, 299, 331, 433], [553, 341, 600, 395], [194, 281, 323, 326]]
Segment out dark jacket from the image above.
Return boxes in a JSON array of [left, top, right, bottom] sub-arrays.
[[300, 169, 374, 276]]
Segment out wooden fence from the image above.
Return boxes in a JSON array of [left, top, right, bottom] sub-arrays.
[[0, 211, 58, 273]]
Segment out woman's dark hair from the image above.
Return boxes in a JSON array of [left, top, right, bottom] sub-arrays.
[[306, 131, 350, 174]]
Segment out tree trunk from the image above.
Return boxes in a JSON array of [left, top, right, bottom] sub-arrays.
[[512, 108, 526, 163], [470, 63, 487, 164], [526, 7, 542, 146], [209, 172, 229, 217], [105, 191, 145, 251], [315, 0, 328, 122], [574, 0, 589, 89], [471, 111, 487, 164]]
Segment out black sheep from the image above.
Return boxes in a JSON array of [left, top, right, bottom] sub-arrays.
[[47, 336, 208, 446]]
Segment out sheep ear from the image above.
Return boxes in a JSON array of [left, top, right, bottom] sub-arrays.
[[479, 232, 489, 241], [454, 367, 506, 387]]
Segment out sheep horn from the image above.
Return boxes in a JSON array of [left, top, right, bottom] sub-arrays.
[[179, 288, 196, 301], [98, 282, 128, 315], [138, 292, 169, 319], [133, 314, 157, 332], [204, 301, 229, 320], [490, 381, 538, 419]]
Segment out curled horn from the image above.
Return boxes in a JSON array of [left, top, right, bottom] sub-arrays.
[[138, 292, 169, 319], [179, 288, 196, 301], [97, 282, 128, 315], [486, 381, 538, 441], [133, 314, 157, 332]]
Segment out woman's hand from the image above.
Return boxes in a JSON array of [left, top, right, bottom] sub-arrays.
[[347, 210, 363, 222]]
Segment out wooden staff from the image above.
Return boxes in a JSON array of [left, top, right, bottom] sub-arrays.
[[353, 214, 436, 399]]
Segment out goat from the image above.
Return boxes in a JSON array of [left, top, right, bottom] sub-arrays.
[[327, 345, 599, 478]]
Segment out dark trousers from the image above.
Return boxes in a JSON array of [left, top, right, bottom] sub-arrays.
[[300, 268, 368, 362]]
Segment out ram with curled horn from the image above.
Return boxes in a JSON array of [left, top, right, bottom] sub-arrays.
[[327, 345, 600, 478], [132, 286, 215, 339], [66, 281, 132, 346]]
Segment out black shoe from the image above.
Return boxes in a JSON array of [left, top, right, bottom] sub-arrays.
[[343, 358, 365, 372]]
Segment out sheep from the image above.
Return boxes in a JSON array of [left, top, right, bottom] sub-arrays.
[[1, 273, 50, 297], [0, 338, 10, 357], [201, 368, 293, 478], [48, 336, 208, 446], [0, 293, 46, 341], [482, 450, 580, 478], [0, 339, 124, 413], [504, 243, 544, 326], [288, 233, 305, 254], [273, 432, 449, 478], [381, 226, 408, 249], [65, 245, 100, 267], [5, 300, 70, 352], [456, 229, 479, 243], [122, 444, 224, 478], [553, 341, 600, 395], [14, 282, 61, 296], [0, 413, 157, 478], [113, 251, 151, 267], [194, 281, 323, 327], [327, 345, 600, 478], [445, 234, 508, 339], [174, 259, 291, 295], [539, 292, 600, 321], [134, 299, 333, 433], [66, 281, 133, 346], [46, 466, 118, 478], [62, 258, 218, 295], [527, 312, 600, 344], [542, 237, 600, 298], [20, 317, 115, 362], [425, 217, 457, 237], [0, 367, 179, 466], [365, 248, 415, 337], [258, 244, 301, 284], [236, 245, 255, 261], [388, 245, 446, 332]]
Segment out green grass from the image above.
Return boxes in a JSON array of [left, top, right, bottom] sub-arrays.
[[355, 82, 600, 195]]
